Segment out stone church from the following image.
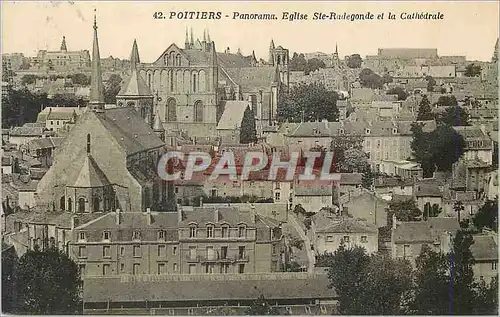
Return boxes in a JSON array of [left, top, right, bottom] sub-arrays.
[[36, 16, 169, 214]]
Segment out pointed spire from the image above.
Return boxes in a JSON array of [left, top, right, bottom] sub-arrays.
[[185, 27, 189, 49], [130, 39, 140, 70], [60, 36, 67, 51], [89, 10, 105, 111], [335, 43, 338, 55], [190, 28, 194, 45], [153, 111, 164, 132], [270, 39, 275, 50], [203, 29, 207, 42], [211, 41, 217, 66], [206, 29, 211, 42], [493, 38, 499, 63]]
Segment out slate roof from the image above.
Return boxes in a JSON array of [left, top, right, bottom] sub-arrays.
[[70, 155, 111, 188], [471, 234, 498, 261], [182, 49, 212, 65], [294, 186, 332, 196], [217, 52, 254, 68], [96, 108, 165, 155], [224, 67, 278, 91], [37, 107, 82, 122], [216, 101, 249, 130], [83, 274, 337, 303], [415, 182, 443, 197], [116, 69, 152, 97], [313, 210, 378, 234], [78, 212, 179, 230], [340, 173, 363, 185], [27, 137, 65, 151], [10, 123, 50, 137], [453, 126, 490, 140], [393, 217, 460, 244], [180, 207, 254, 227]]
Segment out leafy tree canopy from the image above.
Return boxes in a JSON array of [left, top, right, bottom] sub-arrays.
[[240, 106, 258, 144], [387, 86, 408, 101], [464, 63, 482, 77], [472, 199, 498, 232], [359, 68, 383, 89], [416, 95, 434, 121], [346, 54, 363, 68], [388, 198, 422, 222]]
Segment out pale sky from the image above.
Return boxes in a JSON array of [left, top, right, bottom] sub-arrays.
[[2, 1, 499, 62]]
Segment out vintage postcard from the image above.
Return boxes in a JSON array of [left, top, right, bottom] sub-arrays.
[[1, 1, 498, 315]]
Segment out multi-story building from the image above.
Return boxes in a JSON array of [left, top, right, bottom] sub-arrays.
[[471, 232, 498, 283], [70, 207, 284, 276], [32, 36, 91, 72], [36, 107, 84, 133]]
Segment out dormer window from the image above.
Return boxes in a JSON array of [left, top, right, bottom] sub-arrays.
[[339, 128, 344, 135], [189, 226, 197, 238], [79, 232, 86, 241], [238, 226, 246, 238], [393, 128, 398, 134], [133, 230, 141, 240], [365, 128, 371, 135], [221, 226, 229, 238], [158, 230, 166, 241], [206, 226, 213, 238], [103, 231, 111, 241]]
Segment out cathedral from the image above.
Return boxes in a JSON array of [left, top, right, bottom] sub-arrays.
[[36, 15, 169, 213]]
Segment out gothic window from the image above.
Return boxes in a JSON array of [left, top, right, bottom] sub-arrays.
[[67, 198, 72, 212], [60, 196, 65, 210], [78, 198, 85, 213], [170, 52, 175, 66], [169, 70, 174, 92], [148, 73, 152, 88], [93, 197, 100, 212], [194, 101, 203, 122], [199, 70, 206, 92], [164, 55, 168, 66], [176, 54, 181, 66], [166, 98, 177, 121], [192, 73, 197, 92]]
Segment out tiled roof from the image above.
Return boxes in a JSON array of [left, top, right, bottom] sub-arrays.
[[294, 186, 332, 196], [224, 67, 278, 92], [393, 217, 460, 244], [96, 108, 165, 155], [217, 52, 254, 68], [339, 173, 363, 185], [471, 234, 498, 261], [182, 49, 212, 65], [180, 207, 254, 227], [216, 101, 249, 130], [116, 69, 152, 97], [83, 273, 337, 303], [10, 123, 48, 137], [415, 182, 443, 197], [78, 212, 178, 230], [70, 155, 111, 188], [27, 137, 64, 151], [313, 210, 377, 234], [453, 126, 489, 140]]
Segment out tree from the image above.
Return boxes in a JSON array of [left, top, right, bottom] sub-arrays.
[[450, 230, 476, 315], [326, 246, 371, 314], [104, 74, 122, 104], [416, 95, 434, 121], [71, 73, 90, 86], [425, 75, 436, 92], [245, 295, 281, 315], [436, 95, 458, 108], [472, 199, 498, 232], [240, 106, 258, 144], [410, 123, 466, 175], [388, 198, 421, 222], [305, 58, 326, 75], [2, 245, 18, 313], [359, 68, 383, 89], [464, 63, 482, 77], [382, 73, 393, 84], [13, 247, 82, 314], [387, 86, 408, 101], [276, 82, 338, 123], [410, 244, 452, 315], [289, 52, 307, 72], [346, 54, 362, 68], [473, 277, 498, 315], [327, 246, 412, 315], [362, 169, 375, 189], [439, 105, 470, 126], [21, 74, 37, 86], [338, 148, 369, 173]]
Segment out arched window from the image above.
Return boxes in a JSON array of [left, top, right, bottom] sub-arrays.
[[166, 98, 177, 121], [169, 70, 174, 92], [194, 101, 203, 122], [176, 54, 181, 66], [60, 196, 65, 210], [93, 197, 100, 212], [192, 73, 197, 92], [164, 54, 168, 66], [170, 52, 175, 66], [67, 198, 72, 212], [78, 198, 85, 213], [199, 70, 206, 92]]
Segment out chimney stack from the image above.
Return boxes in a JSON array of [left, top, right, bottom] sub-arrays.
[[392, 213, 397, 229], [146, 208, 152, 225], [177, 204, 183, 223], [200, 196, 204, 207], [115, 209, 121, 225], [214, 209, 219, 222]]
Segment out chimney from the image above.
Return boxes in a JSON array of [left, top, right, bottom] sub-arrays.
[[392, 213, 397, 229], [177, 204, 183, 223], [200, 196, 204, 207], [214, 209, 219, 222], [115, 209, 121, 225], [146, 208, 152, 225]]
